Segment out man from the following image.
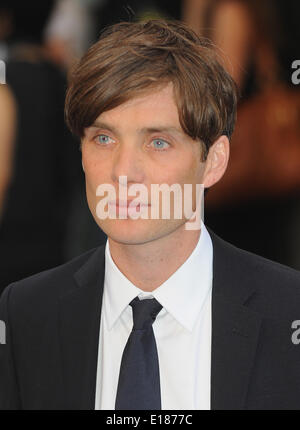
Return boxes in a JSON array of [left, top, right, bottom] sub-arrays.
[[1, 19, 300, 410]]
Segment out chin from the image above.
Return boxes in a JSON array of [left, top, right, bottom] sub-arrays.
[[97, 218, 186, 246], [97, 219, 155, 245]]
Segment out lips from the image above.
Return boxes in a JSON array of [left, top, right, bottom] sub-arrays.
[[107, 200, 150, 217], [109, 201, 150, 208]]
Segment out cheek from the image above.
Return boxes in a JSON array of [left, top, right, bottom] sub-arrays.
[[185, 151, 205, 183], [82, 148, 110, 187], [162, 158, 203, 187]]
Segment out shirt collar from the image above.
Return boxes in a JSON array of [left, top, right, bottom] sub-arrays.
[[103, 219, 213, 332]]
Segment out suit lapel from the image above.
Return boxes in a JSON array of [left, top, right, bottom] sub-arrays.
[[58, 246, 105, 409], [208, 228, 262, 409]]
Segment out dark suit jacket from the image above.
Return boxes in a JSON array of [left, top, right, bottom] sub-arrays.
[[1, 228, 300, 410]]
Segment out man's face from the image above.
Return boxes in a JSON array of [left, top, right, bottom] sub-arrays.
[[81, 83, 208, 245]]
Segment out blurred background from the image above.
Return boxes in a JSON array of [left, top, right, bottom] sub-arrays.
[[0, 0, 299, 295]]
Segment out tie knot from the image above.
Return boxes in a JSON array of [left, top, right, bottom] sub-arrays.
[[129, 296, 163, 330]]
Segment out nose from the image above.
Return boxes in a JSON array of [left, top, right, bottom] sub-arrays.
[[111, 140, 145, 186]]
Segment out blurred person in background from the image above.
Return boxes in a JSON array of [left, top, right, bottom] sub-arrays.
[[183, 0, 253, 88], [184, 0, 300, 269], [0, 3, 16, 221], [0, 2, 12, 60], [0, 0, 83, 295], [0, 85, 16, 221], [45, 0, 98, 70]]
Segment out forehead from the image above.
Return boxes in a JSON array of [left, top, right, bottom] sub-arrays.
[[96, 82, 180, 126]]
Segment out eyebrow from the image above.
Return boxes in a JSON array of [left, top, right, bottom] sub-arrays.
[[88, 121, 116, 133], [89, 120, 184, 136]]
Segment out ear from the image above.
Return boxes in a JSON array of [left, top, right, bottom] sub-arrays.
[[202, 135, 230, 188]]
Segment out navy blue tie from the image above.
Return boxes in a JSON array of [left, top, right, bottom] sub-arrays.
[[115, 296, 163, 410]]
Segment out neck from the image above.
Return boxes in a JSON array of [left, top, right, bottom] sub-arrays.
[[108, 224, 202, 292]]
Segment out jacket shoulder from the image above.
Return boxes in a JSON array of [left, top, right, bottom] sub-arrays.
[[0, 246, 104, 311], [209, 228, 300, 319]]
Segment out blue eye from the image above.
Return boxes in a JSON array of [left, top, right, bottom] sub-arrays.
[[151, 139, 170, 150], [96, 134, 114, 145]]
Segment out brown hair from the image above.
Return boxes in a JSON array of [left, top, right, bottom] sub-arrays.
[[65, 19, 238, 160]]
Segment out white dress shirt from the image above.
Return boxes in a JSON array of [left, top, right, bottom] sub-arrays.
[[95, 220, 213, 410]]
